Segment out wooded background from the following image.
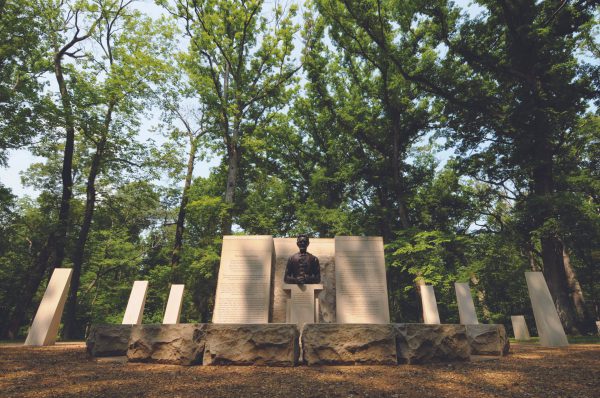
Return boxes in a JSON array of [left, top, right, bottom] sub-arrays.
[[0, 0, 598, 340]]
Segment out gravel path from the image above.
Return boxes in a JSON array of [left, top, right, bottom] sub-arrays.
[[1, 342, 599, 397]]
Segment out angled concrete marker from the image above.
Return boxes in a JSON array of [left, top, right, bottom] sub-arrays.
[[24, 268, 72, 346], [511, 315, 531, 340], [122, 281, 148, 325], [525, 272, 568, 347], [163, 284, 185, 324], [420, 285, 441, 324], [455, 282, 478, 325]]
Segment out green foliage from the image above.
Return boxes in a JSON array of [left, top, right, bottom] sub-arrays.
[[0, 0, 598, 337]]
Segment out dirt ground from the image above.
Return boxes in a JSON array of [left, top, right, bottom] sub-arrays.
[[1, 342, 599, 398]]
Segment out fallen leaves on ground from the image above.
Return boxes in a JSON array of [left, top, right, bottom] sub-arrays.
[[1, 343, 599, 398]]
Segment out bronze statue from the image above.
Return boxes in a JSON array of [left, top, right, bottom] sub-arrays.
[[284, 234, 321, 284]]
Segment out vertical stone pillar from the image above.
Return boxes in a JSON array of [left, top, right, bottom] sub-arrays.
[[122, 281, 148, 325], [283, 284, 323, 325], [420, 285, 441, 324], [455, 282, 478, 325], [24, 268, 72, 346], [163, 284, 185, 324], [525, 272, 568, 347], [511, 315, 531, 340]]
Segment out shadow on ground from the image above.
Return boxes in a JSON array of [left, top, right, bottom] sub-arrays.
[[1, 343, 599, 398]]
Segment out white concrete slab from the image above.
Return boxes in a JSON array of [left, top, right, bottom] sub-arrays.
[[122, 281, 148, 325], [335, 236, 390, 323], [283, 284, 323, 325], [525, 272, 568, 347], [24, 268, 72, 346], [420, 285, 441, 324], [455, 282, 479, 325], [163, 284, 185, 324], [212, 235, 273, 323], [511, 315, 531, 340]]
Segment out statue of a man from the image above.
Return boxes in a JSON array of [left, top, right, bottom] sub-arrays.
[[284, 234, 321, 284]]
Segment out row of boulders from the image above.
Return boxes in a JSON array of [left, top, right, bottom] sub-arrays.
[[86, 323, 509, 366]]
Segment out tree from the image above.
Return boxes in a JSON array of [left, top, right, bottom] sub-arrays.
[[162, 0, 304, 234], [63, 0, 174, 338], [0, 0, 47, 165], [319, 0, 598, 334], [5, 0, 103, 338]]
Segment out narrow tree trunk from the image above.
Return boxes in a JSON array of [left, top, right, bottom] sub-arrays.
[[222, 142, 240, 235], [170, 138, 197, 283], [5, 52, 75, 339], [63, 101, 114, 339]]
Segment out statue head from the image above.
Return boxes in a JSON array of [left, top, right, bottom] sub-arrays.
[[296, 234, 309, 253]]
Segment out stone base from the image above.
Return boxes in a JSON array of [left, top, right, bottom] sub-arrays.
[[466, 324, 510, 356], [127, 324, 206, 365], [86, 324, 132, 357], [203, 324, 299, 366], [86, 322, 503, 366], [394, 324, 471, 364], [301, 324, 397, 365]]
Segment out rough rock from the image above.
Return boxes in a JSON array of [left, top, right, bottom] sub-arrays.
[[86, 324, 132, 357], [466, 324, 510, 356], [301, 324, 397, 365], [203, 324, 299, 366], [394, 324, 471, 364], [127, 324, 206, 365]]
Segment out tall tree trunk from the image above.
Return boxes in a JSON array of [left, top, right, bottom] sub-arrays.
[[562, 245, 595, 333], [63, 102, 114, 339], [222, 141, 240, 235], [170, 138, 197, 283], [533, 125, 582, 334], [5, 52, 75, 339]]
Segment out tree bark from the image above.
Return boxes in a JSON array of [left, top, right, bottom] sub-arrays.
[[562, 245, 595, 333], [170, 138, 197, 283], [5, 51, 75, 339]]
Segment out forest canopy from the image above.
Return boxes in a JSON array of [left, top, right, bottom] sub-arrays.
[[0, 0, 598, 339]]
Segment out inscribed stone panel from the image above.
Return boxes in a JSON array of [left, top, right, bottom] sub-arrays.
[[213, 236, 273, 323], [335, 236, 390, 323]]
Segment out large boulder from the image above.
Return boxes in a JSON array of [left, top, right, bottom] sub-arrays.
[[301, 324, 397, 365], [394, 324, 471, 364], [465, 324, 510, 356], [127, 324, 206, 366], [86, 324, 132, 357], [203, 324, 299, 366]]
